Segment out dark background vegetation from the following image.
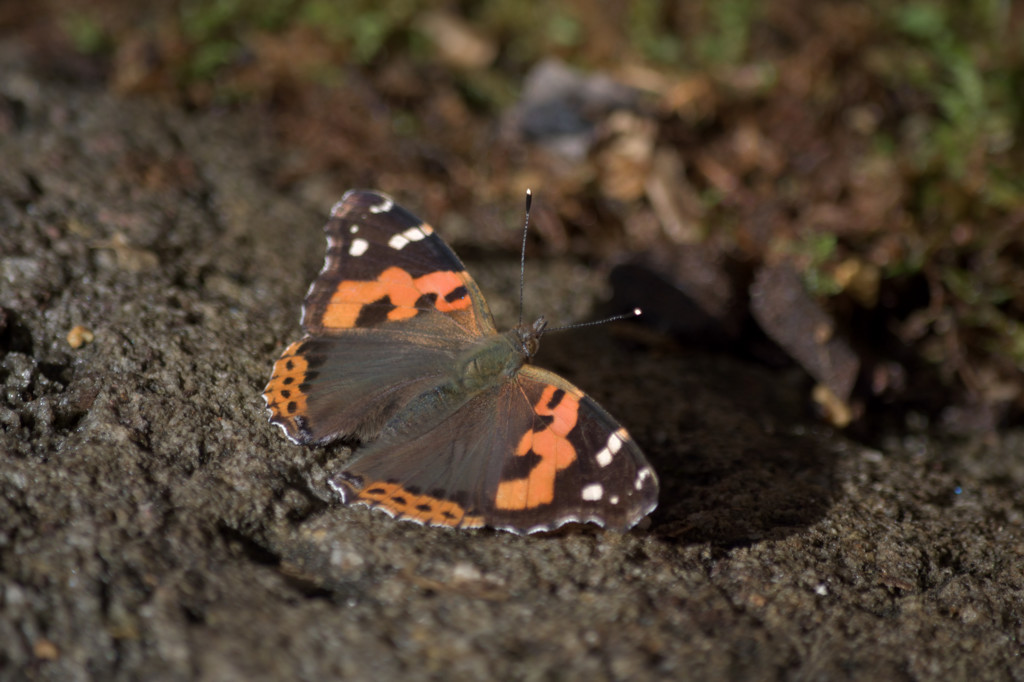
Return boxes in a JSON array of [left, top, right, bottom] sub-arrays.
[[2, 1, 1023, 680], [17, 0, 1024, 430]]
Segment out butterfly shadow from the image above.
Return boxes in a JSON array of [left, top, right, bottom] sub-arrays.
[[539, 323, 840, 549]]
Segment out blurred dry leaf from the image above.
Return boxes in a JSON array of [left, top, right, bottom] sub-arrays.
[[232, 27, 337, 92], [731, 120, 783, 177], [751, 264, 860, 403], [644, 147, 704, 245], [416, 11, 497, 70], [594, 111, 655, 202], [658, 73, 715, 121], [33, 638, 59, 661], [111, 32, 176, 94], [833, 257, 880, 308], [812, 383, 854, 428]]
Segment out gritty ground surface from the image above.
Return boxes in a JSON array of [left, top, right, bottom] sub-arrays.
[[2, 41, 1024, 682]]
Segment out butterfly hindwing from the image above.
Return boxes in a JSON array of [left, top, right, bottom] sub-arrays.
[[330, 365, 658, 533], [488, 366, 658, 532]]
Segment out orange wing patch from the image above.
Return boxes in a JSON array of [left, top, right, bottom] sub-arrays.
[[356, 481, 485, 528], [263, 341, 309, 429], [495, 385, 580, 511], [321, 266, 472, 329]]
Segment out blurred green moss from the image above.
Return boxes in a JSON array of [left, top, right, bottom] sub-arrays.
[[61, 13, 111, 55]]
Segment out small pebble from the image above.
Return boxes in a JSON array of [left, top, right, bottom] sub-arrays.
[[67, 325, 94, 349]]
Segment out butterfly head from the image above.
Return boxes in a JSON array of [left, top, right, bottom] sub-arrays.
[[513, 316, 547, 360]]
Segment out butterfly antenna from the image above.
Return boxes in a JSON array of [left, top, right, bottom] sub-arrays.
[[546, 308, 643, 334], [518, 188, 532, 327]]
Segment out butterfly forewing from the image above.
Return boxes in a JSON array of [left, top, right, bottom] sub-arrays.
[[302, 190, 496, 339], [264, 190, 496, 444]]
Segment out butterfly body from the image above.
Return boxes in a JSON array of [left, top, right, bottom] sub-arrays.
[[368, 324, 534, 441], [263, 190, 658, 534]]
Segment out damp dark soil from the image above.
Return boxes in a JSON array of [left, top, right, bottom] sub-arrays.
[[1, 39, 1022, 682]]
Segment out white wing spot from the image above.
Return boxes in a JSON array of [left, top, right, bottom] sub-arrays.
[[388, 227, 427, 250], [349, 224, 359, 234], [582, 483, 604, 501], [404, 227, 427, 242], [609, 495, 620, 505], [369, 196, 394, 214], [634, 468, 653, 491], [595, 431, 625, 468], [348, 238, 369, 257]]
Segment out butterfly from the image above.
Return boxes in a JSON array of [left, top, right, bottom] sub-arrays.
[[263, 190, 658, 534]]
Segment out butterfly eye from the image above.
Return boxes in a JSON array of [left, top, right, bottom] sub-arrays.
[[523, 336, 540, 358]]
